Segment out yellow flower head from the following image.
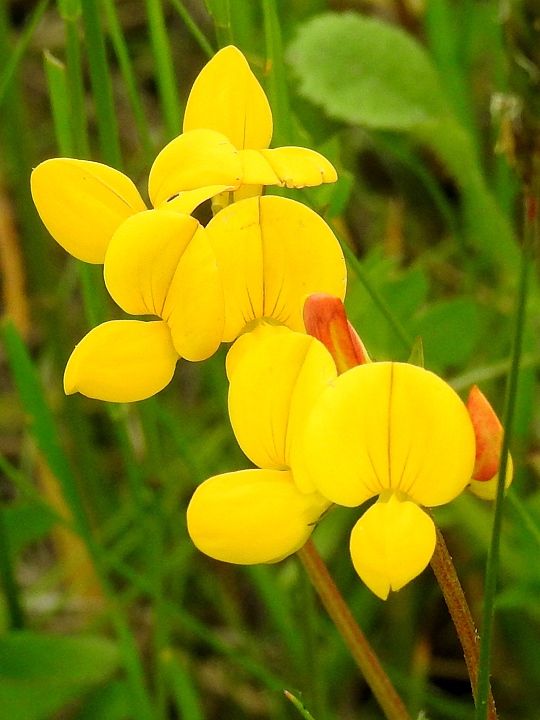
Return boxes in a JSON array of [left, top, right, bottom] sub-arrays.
[[187, 329, 336, 564], [149, 46, 338, 205]]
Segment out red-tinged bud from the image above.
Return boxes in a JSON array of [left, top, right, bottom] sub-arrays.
[[466, 385, 504, 481], [303, 293, 370, 374]]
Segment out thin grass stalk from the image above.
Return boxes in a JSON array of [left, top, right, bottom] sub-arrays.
[[430, 522, 497, 718], [101, 0, 154, 164], [0, 505, 26, 629], [44, 53, 74, 156], [0, 0, 50, 109], [145, 0, 182, 139], [58, 0, 90, 158], [261, 0, 294, 147], [297, 539, 412, 720], [204, 0, 233, 47], [169, 0, 215, 59], [474, 192, 535, 720], [285, 691, 316, 720], [80, 0, 122, 167]]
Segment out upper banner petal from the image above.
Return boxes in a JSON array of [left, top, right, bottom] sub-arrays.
[[187, 468, 329, 564], [260, 147, 338, 188], [31, 159, 146, 263], [148, 129, 242, 206], [228, 330, 336, 471], [349, 495, 436, 600], [104, 210, 200, 317], [205, 195, 347, 341], [183, 45, 273, 151], [303, 362, 475, 508], [64, 320, 179, 402]]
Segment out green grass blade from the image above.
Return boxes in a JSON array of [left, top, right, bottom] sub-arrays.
[[0, 505, 26, 629], [44, 52, 74, 156], [262, 0, 294, 146], [162, 652, 205, 720], [203, 0, 232, 47], [80, 0, 122, 167], [145, 0, 182, 140], [102, 0, 154, 164], [474, 197, 535, 720], [0, 0, 50, 109], [169, 0, 215, 58]]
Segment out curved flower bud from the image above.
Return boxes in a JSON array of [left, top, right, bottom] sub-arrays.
[[64, 320, 179, 402], [183, 45, 273, 151], [187, 469, 329, 564], [31, 159, 146, 263], [349, 493, 436, 600], [302, 362, 476, 508], [468, 456, 514, 500], [205, 195, 347, 341], [228, 330, 337, 473]]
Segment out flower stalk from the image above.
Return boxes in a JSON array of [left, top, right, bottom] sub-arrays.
[[297, 539, 412, 720]]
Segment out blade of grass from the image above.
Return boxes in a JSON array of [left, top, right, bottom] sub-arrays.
[[102, 0, 154, 164], [80, 0, 122, 167], [146, 0, 182, 140], [161, 651, 205, 720], [262, 0, 294, 147], [0, 0, 50, 109], [474, 193, 535, 720], [203, 0, 232, 47], [169, 0, 215, 59], [44, 52, 74, 156], [0, 505, 26, 629]]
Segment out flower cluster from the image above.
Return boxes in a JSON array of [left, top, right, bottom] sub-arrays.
[[32, 46, 511, 599]]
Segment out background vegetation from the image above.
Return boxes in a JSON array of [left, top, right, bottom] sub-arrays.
[[0, 0, 539, 718]]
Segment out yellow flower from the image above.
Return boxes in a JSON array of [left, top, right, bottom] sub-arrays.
[[149, 45, 337, 206], [187, 329, 336, 564], [64, 209, 224, 402], [59, 195, 346, 403], [300, 361, 477, 599]]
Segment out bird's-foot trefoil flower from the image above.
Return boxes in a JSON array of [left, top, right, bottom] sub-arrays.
[[53, 195, 345, 403], [300, 293, 512, 599], [187, 329, 337, 564], [151, 46, 337, 208]]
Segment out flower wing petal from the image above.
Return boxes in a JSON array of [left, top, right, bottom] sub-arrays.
[[64, 320, 178, 402], [228, 330, 336, 471], [349, 495, 436, 600], [159, 186, 231, 215], [163, 226, 225, 361], [183, 45, 272, 151], [260, 147, 338, 188], [104, 210, 199, 317], [187, 468, 328, 564], [148, 129, 242, 207], [31, 159, 146, 263]]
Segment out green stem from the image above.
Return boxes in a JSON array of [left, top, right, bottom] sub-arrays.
[[169, 0, 215, 59], [297, 539, 412, 720], [474, 192, 535, 720], [430, 523, 497, 718]]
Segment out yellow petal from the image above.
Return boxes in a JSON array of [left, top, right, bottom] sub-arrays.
[[468, 454, 514, 500], [64, 320, 179, 402], [148, 129, 242, 207], [228, 330, 336, 472], [187, 468, 329, 564], [260, 147, 338, 188], [225, 322, 292, 380], [205, 195, 347, 341], [183, 45, 273, 151], [303, 362, 476, 508], [158, 185, 231, 215], [163, 226, 225, 361], [349, 494, 436, 600], [239, 149, 279, 185], [31, 159, 146, 263], [104, 210, 200, 317]]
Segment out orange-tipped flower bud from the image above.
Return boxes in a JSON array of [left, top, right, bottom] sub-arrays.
[[303, 293, 370, 374], [466, 385, 504, 481]]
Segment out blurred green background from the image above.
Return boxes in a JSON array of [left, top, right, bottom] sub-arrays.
[[0, 0, 539, 718]]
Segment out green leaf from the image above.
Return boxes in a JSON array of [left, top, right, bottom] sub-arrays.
[[76, 680, 131, 720], [3, 502, 57, 559], [288, 12, 451, 131], [0, 632, 118, 720], [407, 336, 425, 367]]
